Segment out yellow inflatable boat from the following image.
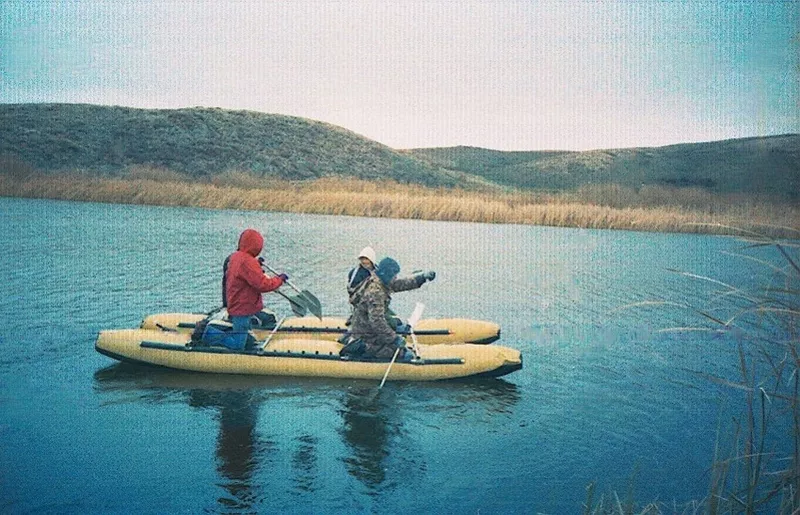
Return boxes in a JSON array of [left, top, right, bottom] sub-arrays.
[[95, 329, 522, 381], [140, 311, 501, 345]]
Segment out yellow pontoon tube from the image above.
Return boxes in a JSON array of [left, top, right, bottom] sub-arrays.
[[95, 329, 522, 381], [140, 311, 501, 345]]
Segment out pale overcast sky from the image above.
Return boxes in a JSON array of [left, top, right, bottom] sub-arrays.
[[2, 1, 798, 150]]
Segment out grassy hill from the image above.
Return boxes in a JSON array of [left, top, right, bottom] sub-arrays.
[[410, 135, 800, 198], [1, 103, 798, 198], [0, 103, 473, 188]]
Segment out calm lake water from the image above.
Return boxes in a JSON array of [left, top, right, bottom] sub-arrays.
[[0, 197, 793, 513]]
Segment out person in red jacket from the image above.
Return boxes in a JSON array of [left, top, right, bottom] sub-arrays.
[[222, 228, 287, 350]]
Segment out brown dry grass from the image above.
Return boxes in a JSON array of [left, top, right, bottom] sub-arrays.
[[1, 170, 797, 238]]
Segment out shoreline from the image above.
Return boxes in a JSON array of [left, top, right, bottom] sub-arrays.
[[1, 173, 797, 238]]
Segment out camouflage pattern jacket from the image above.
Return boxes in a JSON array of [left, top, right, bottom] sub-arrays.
[[348, 272, 422, 359]]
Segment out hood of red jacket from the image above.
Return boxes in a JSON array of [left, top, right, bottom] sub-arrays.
[[237, 229, 264, 257]]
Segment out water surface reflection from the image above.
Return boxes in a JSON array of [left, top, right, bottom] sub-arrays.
[[94, 365, 285, 512], [188, 389, 263, 512], [337, 379, 520, 496], [93, 363, 521, 512], [339, 388, 398, 491]]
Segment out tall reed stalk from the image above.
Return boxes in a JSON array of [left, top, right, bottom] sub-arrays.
[[0, 169, 797, 238], [589, 231, 799, 513]]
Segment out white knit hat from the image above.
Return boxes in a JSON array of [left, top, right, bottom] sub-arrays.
[[358, 246, 376, 264]]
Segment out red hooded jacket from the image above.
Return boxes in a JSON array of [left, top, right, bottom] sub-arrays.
[[225, 229, 284, 316]]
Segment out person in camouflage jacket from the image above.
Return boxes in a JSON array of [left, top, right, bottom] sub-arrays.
[[348, 256, 436, 359], [346, 246, 377, 300]]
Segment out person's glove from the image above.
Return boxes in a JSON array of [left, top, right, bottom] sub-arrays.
[[257, 257, 265, 269], [416, 270, 436, 285], [393, 335, 407, 348], [395, 322, 410, 334], [278, 273, 289, 282]]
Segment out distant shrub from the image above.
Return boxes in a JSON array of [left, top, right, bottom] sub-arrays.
[[637, 185, 715, 210], [211, 170, 271, 189], [123, 165, 191, 183], [574, 183, 640, 208], [658, 176, 717, 189], [0, 154, 37, 179]]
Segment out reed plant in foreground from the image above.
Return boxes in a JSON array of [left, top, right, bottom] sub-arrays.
[[693, 231, 799, 514], [0, 169, 797, 238], [589, 230, 800, 514]]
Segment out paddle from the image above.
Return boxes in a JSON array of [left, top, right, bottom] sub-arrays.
[[275, 290, 308, 317], [379, 302, 424, 389], [256, 257, 320, 319], [259, 316, 286, 352], [261, 261, 323, 320]]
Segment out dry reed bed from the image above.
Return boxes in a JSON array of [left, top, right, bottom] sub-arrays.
[[1, 174, 797, 238]]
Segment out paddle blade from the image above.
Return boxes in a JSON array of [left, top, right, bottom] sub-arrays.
[[407, 302, 425, 328], [261, 261, 322, 319], [275, 290, 308, 317], [286, 296, 308, 317], [300, 290, 323, 320]]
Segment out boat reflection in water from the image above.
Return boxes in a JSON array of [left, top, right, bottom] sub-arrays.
[[94, 364, 283, 511], [338, 388, 400, 490], [186, 388, 264, 512], [336, 379, 519, 495], [93, 363, 520, 509]]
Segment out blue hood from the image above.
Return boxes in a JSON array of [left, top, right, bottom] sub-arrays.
[[376, 257, 400, 286]]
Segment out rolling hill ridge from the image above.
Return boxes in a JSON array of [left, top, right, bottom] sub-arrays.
[[409, 135, 800, 196], [2, 103, 798, 198]]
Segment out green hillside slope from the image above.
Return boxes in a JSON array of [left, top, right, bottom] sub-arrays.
[[410, 135, 800, 197], [2, 103, 797, 198], [0, 103, 468, 187]]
